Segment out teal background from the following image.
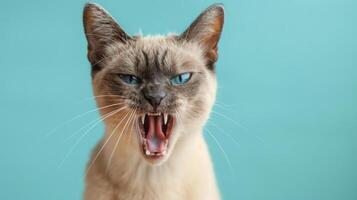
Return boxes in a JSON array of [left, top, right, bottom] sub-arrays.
[[1, 0, 356, 199]]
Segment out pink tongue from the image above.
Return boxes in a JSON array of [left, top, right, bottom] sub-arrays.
[[146, 115, 166, 153]]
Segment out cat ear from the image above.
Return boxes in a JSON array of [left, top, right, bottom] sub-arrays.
[[180, 4, 224, 69], [83, 3, 132, 64]]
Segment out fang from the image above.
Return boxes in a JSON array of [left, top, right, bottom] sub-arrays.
[[164, 114, 168, 125], [141, 115, 145, 124]]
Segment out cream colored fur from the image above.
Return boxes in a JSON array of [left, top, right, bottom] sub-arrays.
[[84, 60, 220, 199], [84, 129, 220, 200], [83, 3, 224, 200], [84, 45, 220, 199]]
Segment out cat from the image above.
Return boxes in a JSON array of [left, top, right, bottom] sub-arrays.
[[82, 2, 224, 200]]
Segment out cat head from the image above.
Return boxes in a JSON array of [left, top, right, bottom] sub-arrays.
[[83, 3, 224, 165]]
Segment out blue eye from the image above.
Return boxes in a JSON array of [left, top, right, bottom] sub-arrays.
[[170, 72, 192, 85], [119, 74, 140, 85]]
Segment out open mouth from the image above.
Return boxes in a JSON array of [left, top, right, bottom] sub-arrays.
[[137, 113, 175, 159]]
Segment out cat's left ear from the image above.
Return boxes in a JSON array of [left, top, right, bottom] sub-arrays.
[[180, 4, 224, 69], [83, 3, 132, 65]]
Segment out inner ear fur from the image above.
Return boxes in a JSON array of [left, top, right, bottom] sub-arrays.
[[180, 4, 224, 69]]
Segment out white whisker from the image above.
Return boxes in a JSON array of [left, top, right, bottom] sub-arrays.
[[106, 109, 136, 173], [208, 121, 241, 146], [128, 108, 137, 144], [205, 128, 233, 174], [58, 107, 125, 168], [79, 94, 128, 102], [86, 110, 131, 175], [65, 106, 127, 142], [212, 110, 264, 142], [174, 108, 183, 127], [211, 110, 245, 128], [214, 102, 232, 112], [45, 102, 125, 137]]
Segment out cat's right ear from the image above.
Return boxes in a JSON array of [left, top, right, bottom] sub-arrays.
[[83, 3, 132, 65]]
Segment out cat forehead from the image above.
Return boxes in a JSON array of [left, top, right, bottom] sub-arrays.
[[136, 35, 202, 51], [107, 35, 205, 71], [106, 36, 203, 59]]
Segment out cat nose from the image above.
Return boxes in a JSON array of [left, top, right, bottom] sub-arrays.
[[143, 88, 167, 108]]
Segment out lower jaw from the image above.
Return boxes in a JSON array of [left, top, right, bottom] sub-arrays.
[[140, 138, 170, 163], [143, 153, 165, 161]]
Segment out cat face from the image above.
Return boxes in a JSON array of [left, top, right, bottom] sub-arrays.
[[83, 3, 224, 165]]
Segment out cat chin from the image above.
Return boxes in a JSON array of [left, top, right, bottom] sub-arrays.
[[140, 150, 172, 165]]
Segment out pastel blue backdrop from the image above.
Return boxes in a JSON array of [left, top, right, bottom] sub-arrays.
[[1, 0, 356, 199]]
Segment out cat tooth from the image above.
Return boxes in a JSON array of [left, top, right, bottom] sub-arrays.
[[141, 115, 145, 125], [148, 113, 160, 116], [145, 149, 150, 155], [164, 114, 168, 125]]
